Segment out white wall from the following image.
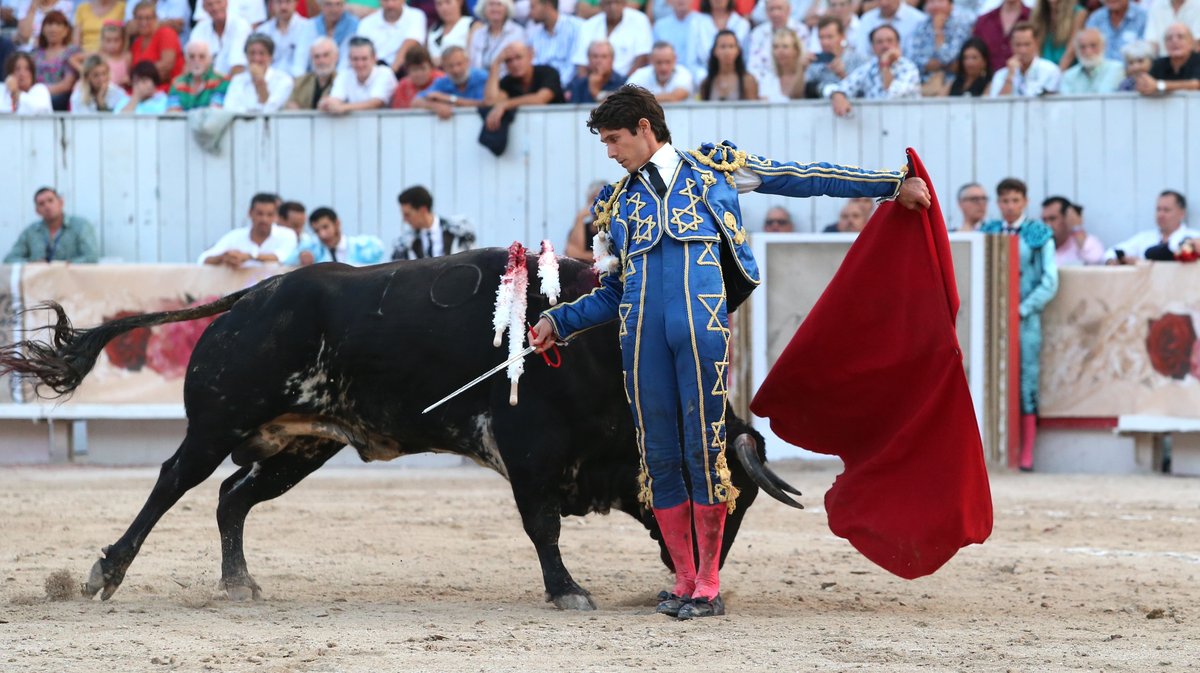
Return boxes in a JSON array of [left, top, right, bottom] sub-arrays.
[[1, 94, 1198, 263]]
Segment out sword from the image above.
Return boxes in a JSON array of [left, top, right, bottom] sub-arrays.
[[422, 345, 537, 414]]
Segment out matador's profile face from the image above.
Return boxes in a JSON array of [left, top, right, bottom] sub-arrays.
[[599, 124, 656, 174]]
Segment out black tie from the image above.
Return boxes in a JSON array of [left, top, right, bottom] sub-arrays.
[[643, 163, 668, 198], [423, 230, 434, 257], [329, 246, 338, 263]]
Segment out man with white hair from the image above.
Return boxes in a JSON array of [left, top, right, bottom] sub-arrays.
[[1137, 23, 1200, 94], [355, 0, 426, 71], [572, 0, 652, 78], [167, 39, 230, 110], [258, 0, 315, 78], [320, 36, 397, 113], [287, 36, 340, 109], [190, 0, 253, 76], [1060, 28, 1124, 93], [1144, 0, 1200, 56], [626, 41, 694, 102]]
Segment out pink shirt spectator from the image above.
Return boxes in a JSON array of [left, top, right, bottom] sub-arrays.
[[1056, 234, 1105, 266], [972, 4, 1031, 72], [390, 68, 443, 108]]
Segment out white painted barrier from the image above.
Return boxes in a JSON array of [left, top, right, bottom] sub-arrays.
[[1, 94, 1198, 264]]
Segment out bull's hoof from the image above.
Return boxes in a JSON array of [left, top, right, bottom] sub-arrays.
[[218, 576, 262, 602], [549, 591, 597, 611], [82, 549, 126, 601]]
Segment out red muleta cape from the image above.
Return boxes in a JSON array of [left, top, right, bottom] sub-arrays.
[[750, 148, 993, 579]]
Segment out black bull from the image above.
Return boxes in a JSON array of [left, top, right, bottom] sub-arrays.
[[0, 248, 802, 609]]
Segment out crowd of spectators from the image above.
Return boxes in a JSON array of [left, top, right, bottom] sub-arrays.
[[3, 0, 1199, 115]]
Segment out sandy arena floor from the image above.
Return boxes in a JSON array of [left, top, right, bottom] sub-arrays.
[[1, 461, 1198, 672]]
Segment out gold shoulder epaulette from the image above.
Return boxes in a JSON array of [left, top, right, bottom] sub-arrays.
[[592, 176, 628, 232], [688, 144, 748, 187]]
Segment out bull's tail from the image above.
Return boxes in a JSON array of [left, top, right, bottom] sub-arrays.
[[0, 289, 253, 398]]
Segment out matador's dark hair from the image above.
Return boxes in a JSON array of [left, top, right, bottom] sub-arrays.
[[586, 85, 671, 144]]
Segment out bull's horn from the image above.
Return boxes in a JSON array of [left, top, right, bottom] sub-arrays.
[[734, 434, 804, 510]]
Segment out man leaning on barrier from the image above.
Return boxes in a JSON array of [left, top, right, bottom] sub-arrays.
[[4, 188, 100, 264]]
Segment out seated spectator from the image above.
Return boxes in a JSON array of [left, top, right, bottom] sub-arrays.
[[573, 0, 652, 78], [278, 200, 314, 247], [906, 0, 973, 87], [98, 22, 130, 89], [1136, 23, 1200, 95], [73, 0, 126, 54], [1106, 190, 1199, 264], [805, 16, 867, 99], [748, 0, 817, 28], [285, 207, 386, 266], [808, 0, 860, 55], [392, 185, 476, 260], [701, 0, 750, 47], [987, 22, 1060, 96], [259, 0, 315, 78], [122, 0, 190, 35], [470, 0, 526, 71], [856, 0, 926, 59], [565, 180, 607, 263], [576, 0, 601, 20], [566, 39, 625, 102], [973, 0, 1031, 73], [946, 37, 992, 96], [31, 10, 83, 111], [3, 187, 99, 263], [120, 59, 170, 112], [527, 0, 582, 85], [199, 192, 298, 268], [130, 0, 185, 90], [1144, 0, 1200, 57], [653, 0, 716, 82], [15, 0, 74, 50], [747, 0, 804, 81], [483, 41, 564, 130], [193, 0, 265, 25], [356, 0, 426, 72], [759, 28, 806, 101], [414, 45, 488, 117], [314, 0, 359, 65], [1118, 39, 1155, 91], [1043, 196, 1104, 266], [191, 0, 252, 77], [1031, 0, 1085, 70], [224, 33, 295, 112], [168, 40, 229, 110], [823, 198, 872, 232], [762, 206, 795, 232], [826, 25, 920, 116], [389, 43, 440, 108], [1060, 28, 1124, 94], [699, 29, 758, 100], [954, 182, 988, 231], [428, 0, 475, 67], [2, 52, 53, 114], [627, 41, 694, 101], [286, 36, 339, 109], [70, 54, 130, 112], [1085, 0, 1148, 62]]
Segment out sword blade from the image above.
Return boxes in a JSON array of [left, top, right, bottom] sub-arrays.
[[422, 345, 536, 414]]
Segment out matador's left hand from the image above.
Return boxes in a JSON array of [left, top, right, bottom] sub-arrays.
[[897, 177, 932, 210]]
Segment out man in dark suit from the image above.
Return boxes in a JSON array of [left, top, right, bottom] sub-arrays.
[[391, 185, 476, 260]]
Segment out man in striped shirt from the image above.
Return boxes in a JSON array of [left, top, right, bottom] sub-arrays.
[[167, 40, 230, 110], [528, 0, 583, 86]]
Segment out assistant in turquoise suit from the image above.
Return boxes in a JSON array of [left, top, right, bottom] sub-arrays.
[[980, 178, 1058, 472], [531, 87, 930, 619]]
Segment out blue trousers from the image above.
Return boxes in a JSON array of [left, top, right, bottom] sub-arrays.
[[1019, 314, 1041, 414], [619, 237, 738, 511]]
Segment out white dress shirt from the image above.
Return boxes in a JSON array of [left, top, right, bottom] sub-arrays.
[[626, 64, 694, 97], [258, 15, 316, 78], [197, 224, 298, 266], [193, 0, 266, 26], [356, 7, 428, 68], [640, 143, 762, 198], [0, 84, 53, 115], [988, 57, 1061, 97], [191, 16, 254, 76], [572, 7, 654, 76], [1143, 0, 1200, 54], [1106, 225, 1200, 261], [223, 67, 295, 112], [329, 64, 398, 104]]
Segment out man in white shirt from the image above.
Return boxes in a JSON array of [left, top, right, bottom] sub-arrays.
[[626, 41, 694, 102], [1106, 190, 1199, 263], [572, 0, 653, 78], [355, 0, 427, 70], [199, 193, 298, 267], [319, 36, 398, 113], [652, 0, 716, 82], [258, 0, 315, 77], [223, 33, 296, 112], [855, 0, 926, 58], [193, 0, 266, 27], [1145, 0, 1200, 55], [988, 22, 1060, 96], [745, 0, 805, 80], [191, 0, 254, 76]]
